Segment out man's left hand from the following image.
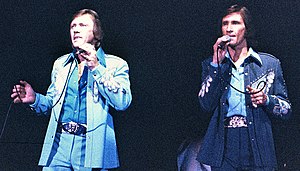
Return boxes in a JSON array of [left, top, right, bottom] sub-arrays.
[[247, 86, 267, 107]]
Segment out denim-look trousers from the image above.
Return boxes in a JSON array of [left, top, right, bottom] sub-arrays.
[[42, 133, 107, 171], [211, 127, 274, 171]]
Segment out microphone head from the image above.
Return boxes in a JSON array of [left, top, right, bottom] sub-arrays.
[[217, 35, 231, 49], [78, 49, 85, 54], [224, 35, 231, 42], [74, 49, 86, 55]]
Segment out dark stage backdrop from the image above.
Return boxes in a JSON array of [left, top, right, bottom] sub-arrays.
[[0, 0, 299, 170]]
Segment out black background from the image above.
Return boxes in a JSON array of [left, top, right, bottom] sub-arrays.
[[0, 0, 299, 170]]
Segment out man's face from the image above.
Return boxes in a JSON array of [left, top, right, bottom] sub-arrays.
[[70, 14, 95, 48], [221, 12, 246, 48]]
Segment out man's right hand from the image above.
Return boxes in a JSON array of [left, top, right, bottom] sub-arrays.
[[212, 35, 231, 64], [11, 80, 36, 104]]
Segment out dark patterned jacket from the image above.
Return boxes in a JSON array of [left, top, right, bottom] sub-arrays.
[[197, 50, 292, 168]]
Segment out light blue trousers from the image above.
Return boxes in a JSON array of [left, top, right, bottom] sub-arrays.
[[42, 133, 107, 171]]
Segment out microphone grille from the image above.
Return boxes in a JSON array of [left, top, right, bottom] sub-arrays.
[[225, 35, 231, 42]]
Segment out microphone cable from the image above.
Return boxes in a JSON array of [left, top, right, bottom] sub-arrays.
[[0, 55, 75, 142], [1, 50, 110, 142], [0, 101, 14, 140], [216, 46, 266, 95], [216, 47, 268, 171]]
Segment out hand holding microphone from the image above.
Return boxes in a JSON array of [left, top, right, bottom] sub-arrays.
[[217, 35, 231, 49], [76, 43, 99, 70], [212, 35, 231, 64]]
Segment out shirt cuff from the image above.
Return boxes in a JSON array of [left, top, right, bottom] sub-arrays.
[[29, 93, 40, 109], [210, 62, 221, 68], [265, 95, 270, 106]]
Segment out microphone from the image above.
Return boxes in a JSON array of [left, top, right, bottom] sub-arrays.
[[74, 48, 86, 55], [217, 35, 231, 49], [77, 49, 86, 54]]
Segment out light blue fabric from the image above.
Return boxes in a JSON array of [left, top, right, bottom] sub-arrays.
[[225, 48, 262, 117], [226, 63, 246, 117], [42, 133, 90, 171], [210, 48, 262, 117], [59, 59, 88, 124], [30, 48, 132, 169]]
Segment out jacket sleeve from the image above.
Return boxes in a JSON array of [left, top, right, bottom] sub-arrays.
[[265, 59, 292, 119], [29, 61, 59, 115], [198, 59, 231, 113], [91, 56, 132, 111]]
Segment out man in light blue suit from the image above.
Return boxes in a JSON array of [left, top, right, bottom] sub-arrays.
[[11, 9, 132, 171]]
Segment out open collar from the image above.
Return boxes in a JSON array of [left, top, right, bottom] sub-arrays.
[[63, 47, 107, 67], [224, 47, 262, 66]]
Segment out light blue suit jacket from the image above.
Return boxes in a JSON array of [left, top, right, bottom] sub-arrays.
[[30, 48, 132, 168]]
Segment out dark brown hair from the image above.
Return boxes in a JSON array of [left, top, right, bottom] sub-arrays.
[[221, 4, 256, 47]]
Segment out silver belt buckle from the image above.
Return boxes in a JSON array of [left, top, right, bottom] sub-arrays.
[[63, 121, 80, 134], [68, 121, 80, 134], [228, 116, 247, 128]]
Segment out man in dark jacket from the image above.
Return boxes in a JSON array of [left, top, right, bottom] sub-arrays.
[[197, 4, 292, 171]]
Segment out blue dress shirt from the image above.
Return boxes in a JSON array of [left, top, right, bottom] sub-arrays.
[[59, 59, 88, 124], [210, 48, 262, 117], [226, 48, 262, 117]]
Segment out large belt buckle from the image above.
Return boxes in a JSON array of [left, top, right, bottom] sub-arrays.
[[228, 116, 247, 128], [64, 121, 80, 134]]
